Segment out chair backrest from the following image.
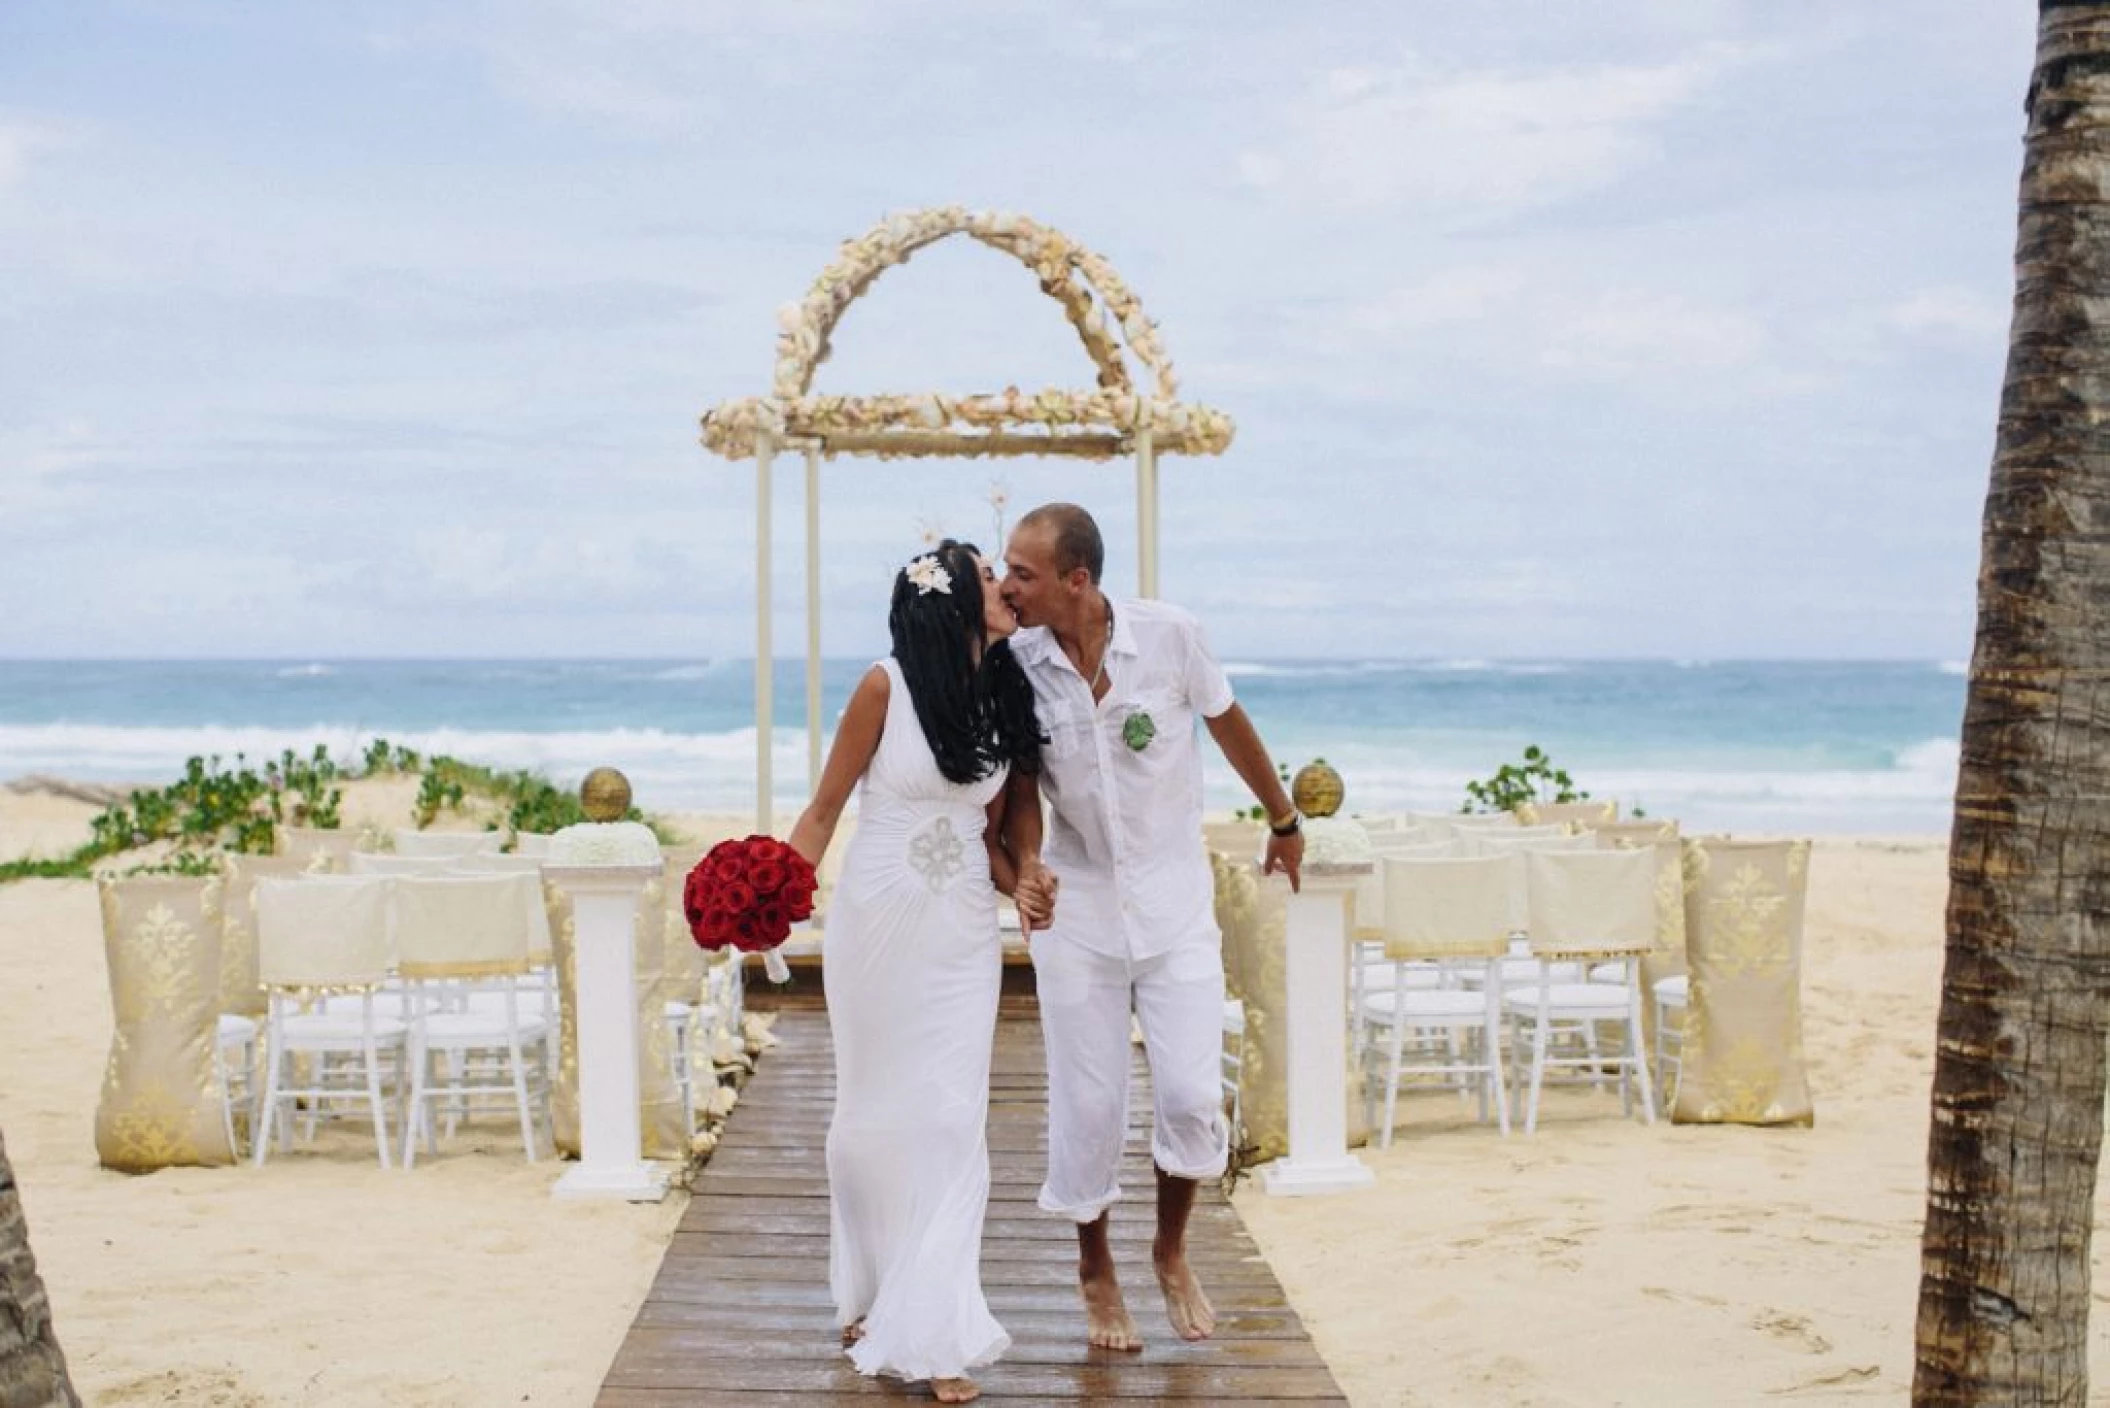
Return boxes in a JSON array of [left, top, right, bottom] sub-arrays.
[[393, 873, 544, 977], [392, 828, 503, 858], [255, 876, 393, 986], [1467, 828, 1595, 857], [1523, 848, 1657, 957], [1367, 832, 1455, 856], [349, 851, 454, 876], [1591, 819, 1680, 847], [1516, 799, 1619, 827], [1380, 855, 1522, 961], [1417, 811, 1518, 832], [275, 824, 354, 871], [444, 852, 546, 875], [219, 853, 318, 1016]]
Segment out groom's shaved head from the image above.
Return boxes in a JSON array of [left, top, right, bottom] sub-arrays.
[[1017, 503, 1104, 584]]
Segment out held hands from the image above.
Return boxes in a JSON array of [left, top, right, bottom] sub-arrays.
[[1014, 858, 1060, 937], [1264, 829, 1304, 893]]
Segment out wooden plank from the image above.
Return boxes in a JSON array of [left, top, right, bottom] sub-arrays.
[[598, 1006, 1346, 1403]]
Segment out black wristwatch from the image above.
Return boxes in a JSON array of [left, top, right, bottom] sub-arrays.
[[1268, 810, 1302, 839]]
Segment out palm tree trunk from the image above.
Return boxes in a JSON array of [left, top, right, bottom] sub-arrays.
[[1914, 4, 2110, 1403], [0, 1126, 78, 1408]]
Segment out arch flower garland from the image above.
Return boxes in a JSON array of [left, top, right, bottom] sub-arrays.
[[700, 206, 1235, 461]]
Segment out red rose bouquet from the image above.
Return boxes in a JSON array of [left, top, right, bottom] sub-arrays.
[[683, 835, 817, 983]]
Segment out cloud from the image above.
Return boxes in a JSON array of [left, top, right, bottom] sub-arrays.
[[1236, 42, 1771, 226], [1889, 286, 2009, 340], [0, 119, 65, 197]]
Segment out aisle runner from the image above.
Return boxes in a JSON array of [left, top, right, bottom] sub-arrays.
[[596, 1000, 1348, 1404]]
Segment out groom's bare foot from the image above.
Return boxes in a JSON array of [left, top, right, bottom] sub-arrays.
[[1081, 1263, 1143, 1351], [933, 1376, 980, 1403], [840, 1318, 865, 1347], [1153, 1245, 1217, 1342]]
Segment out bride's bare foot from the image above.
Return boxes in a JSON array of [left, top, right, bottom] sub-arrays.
[[1153, 1245, 1216, 1342], [1081, 1262, 1143, 1351], [840, 1318, 865, 1347], [933, 1376, 980, 1403]]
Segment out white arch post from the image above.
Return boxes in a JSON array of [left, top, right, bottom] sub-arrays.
[[753, 433, 775, 834]]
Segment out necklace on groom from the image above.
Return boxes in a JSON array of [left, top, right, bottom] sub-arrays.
[[1088, 600, 1114, 699]]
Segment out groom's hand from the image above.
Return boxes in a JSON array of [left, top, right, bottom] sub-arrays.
[[1264, 830, 1304, 893]]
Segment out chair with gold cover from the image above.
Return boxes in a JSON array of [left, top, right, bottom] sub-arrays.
[[1503, 848, 1659, 1133], [1361, 854, 1522, 1143], [252, 875, 403, 1168], [395, 873, 553, 1165]]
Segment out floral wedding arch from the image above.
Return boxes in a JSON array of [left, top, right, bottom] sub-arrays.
[[701, 206, 1235, 826]]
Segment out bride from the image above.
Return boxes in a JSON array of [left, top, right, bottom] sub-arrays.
[[788, 539, 1052, 1404]]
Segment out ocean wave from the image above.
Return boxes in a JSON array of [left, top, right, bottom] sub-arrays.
[[274, 664, 337, 679], [1936, 660, 1969, 676], [1204, 735, 1963, 834], [0, 722, 812, 811]]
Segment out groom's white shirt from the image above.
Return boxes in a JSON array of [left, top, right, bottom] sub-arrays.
[[1011, 598, 1236, 964]]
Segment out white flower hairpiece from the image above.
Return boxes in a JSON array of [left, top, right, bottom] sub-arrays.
[[905, 554, 953, 596]]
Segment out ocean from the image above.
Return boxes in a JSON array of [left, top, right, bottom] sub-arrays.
[[0, 658, 1967, 836]]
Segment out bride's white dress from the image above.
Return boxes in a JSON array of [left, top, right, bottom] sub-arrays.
[[825, 657, 1010, 1382]]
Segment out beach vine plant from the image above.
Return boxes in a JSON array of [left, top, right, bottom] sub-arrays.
[[0, 740, 670, 883], [1461, 745, 1590, 815]]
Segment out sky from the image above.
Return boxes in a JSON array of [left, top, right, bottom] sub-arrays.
[[0, 1, 2035, 662]]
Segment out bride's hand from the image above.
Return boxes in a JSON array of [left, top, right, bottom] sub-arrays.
[[1015, 862, 1058, 935]]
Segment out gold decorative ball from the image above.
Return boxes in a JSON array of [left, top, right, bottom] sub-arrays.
[[580, 767, 633, 822], [1291, 761, 1345, 819]]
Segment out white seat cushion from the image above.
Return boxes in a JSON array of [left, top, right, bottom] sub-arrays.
[[418, 1012, 549, 1045], [217, 1014, 258, 1045], [1653, 974, 1689, 1007], [1502, 983, 1631, 1016], [1363, 989, 1489, 1022]]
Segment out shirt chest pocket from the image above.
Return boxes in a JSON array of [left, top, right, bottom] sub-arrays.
[[1039, 700, 1094, 761]]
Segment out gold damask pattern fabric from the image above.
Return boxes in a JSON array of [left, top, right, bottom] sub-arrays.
[[95, 876, 235, 1170], [546, 874, 687, 1159], [1594, 821, 1687, 1050], [1672, 838, 1814, 1126], [217, 853, 320, 1018], [659, 849, 710, 1016], [1212, 854, 1366, 1163]]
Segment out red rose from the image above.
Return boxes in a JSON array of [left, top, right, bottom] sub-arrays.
[[721, 880, 756, 913], [757, 899, 789, 937], [694, 910, 737, 951], [783, 883, 816, 921], [747, 837, 786, 863], [681, 867, 711, 926], [712, 853, 747, 884], [733, 913, 764, 952], [749, 859, 788, 894]]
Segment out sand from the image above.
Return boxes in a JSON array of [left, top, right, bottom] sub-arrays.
[[1, 791, 2095, 1405]]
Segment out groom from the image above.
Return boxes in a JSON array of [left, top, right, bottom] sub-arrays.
[[1000, 502, 1303, 1349]]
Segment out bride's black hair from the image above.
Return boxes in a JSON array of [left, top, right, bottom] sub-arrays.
[[889, 539, 1043, 786]]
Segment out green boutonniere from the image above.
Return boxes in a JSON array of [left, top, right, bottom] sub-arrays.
[[1122, 710, 1157, 751]]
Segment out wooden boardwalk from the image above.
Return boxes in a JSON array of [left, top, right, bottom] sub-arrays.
[[597, 998, 1349, 1404]]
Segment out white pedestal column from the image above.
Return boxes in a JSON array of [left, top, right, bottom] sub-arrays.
[[1260, 862, 1377, 1197], [547, 864, 668, 1202]]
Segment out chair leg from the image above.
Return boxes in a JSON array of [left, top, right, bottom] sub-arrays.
[[251, 1030, 283, 1168], [1379, 1015, 1408, 1149], [510, 1034, 537, 1163], [402, 1035, 428, 1169], [364, 1034, 392, 1170], [1629, 980, 1657, 1126], [1526, 1001, 1551, 1136]]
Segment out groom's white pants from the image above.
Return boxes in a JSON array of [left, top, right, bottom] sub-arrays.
[[1031, 934, 1230, 1222]]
